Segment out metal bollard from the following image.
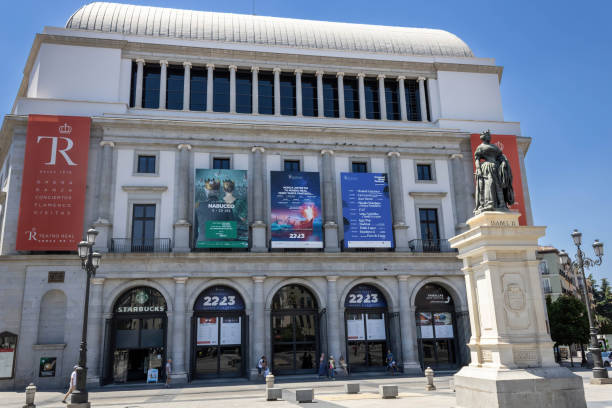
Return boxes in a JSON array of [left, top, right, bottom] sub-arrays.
[[425, 367, 436, 391], [266, 373, 275, 389], [24, 383, 36, 408]]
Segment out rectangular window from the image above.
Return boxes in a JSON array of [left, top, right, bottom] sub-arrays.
[[417, 164, 432, 181], [137, 155, 156, 174], [213, 158, 231, 169], [213, 69, 230, 112], [132, 204, 156, 251], [280, 73, 296, 116], [236, 70, 252, 114], [301, 74, 318, 117], [284, 160, 300, 172], [258, 71, 274, 115], [405, 79, 421, 121], [322, 75, 338, 118], [142, 65, 161, 109], [384, 79, 400, 120], [363, 78, 380, 119], [166, 65, 184, 110], [343, 77, 360, 119], [129, 61, 137, 108], [190, 66, 207, 111], [419, 209, 440, 241], [352, 162, 368, 173]]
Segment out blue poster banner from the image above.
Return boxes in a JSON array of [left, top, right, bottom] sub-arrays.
[[270, 171, 323, 248], [341, 172, 393, 248], [344, 284, 387, 308], [194, 286, 245, 311]]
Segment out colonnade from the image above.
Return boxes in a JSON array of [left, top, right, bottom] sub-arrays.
[[132, 59, 429, 122]]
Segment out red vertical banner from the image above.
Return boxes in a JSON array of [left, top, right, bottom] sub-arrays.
[[470, 134, 527, 226], [16, 115, 91, 251]]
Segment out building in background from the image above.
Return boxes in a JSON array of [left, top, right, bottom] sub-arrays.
[[537, 246, 580, 301], [0, 2, 533, 389]]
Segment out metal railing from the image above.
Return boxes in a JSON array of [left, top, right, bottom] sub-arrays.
[[110, 238, 172, 253], [409, 239, 456, 253]]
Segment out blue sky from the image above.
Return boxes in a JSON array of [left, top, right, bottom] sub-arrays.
[[1, 0, 610, 282]]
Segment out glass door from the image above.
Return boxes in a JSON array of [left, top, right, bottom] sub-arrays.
[[271, 313, 317, 374], [345, 311, 387, 371], [194, 314, 243, 378]]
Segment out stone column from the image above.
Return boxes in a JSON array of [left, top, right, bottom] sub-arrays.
[[378, 74, 387, 120], [174, 144, 192, 252], [295, 69, 303, 117], [397, 276, 421, 373], [206, 63, 214, 112], [251, 276, 266, 379], [182, 62, 191, 111], [86, 277, 105, 382], [387, 152, 409, 251], [397, 76, 407, 121], [357, 73, 366, 119], [316, 70, 324, 118], [417, 76, 428, 122], [321, 149, 339, 252], [93, 141, 114, 253], [135, 58, 145, 108], [159, 60, 168, 110], [251, 147, 267, 252], [449, 212, 585, 408], [326, 276, 342, 360], [251, 66, 259, 114], [172, 277, 188, 382], [229, 65, 237, 113], [337, 72, 345, 119], [273, 67, 281, 116]]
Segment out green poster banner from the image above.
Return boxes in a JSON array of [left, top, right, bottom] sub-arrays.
[[194, 169, 248, 248]]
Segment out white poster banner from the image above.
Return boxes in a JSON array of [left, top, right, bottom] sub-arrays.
[[366, 313, 386, 340], [434, 313, 454, 338], [0, 350, 14, 378], [417, 312, 434, 339], [220, 316, 241, 345], [346, 315, 365, 340], [197, 317, 219, 345]]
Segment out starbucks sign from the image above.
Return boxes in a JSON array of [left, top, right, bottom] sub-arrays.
[[114, 287, 167, 314]]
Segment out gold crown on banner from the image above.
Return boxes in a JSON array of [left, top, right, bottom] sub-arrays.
[[59, 123, 72, 135]]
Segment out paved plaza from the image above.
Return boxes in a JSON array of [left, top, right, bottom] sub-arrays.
[[2, 368, 610, 408]]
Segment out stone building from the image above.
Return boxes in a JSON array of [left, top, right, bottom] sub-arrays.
[[0, 2, 532, 389], [537, 246, 580, 301]]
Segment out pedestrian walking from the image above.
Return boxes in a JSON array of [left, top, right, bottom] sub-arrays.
[[165, 358, 172, 387], [257, 356, 265, 376], [328, 356, 336, 380], [339, 354, 349, 376], [317, 353, 327, 379], [61, 365, 78, 404]]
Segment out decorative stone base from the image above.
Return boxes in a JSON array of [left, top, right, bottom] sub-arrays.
[[393, 224, 410, 252], [173, 221, 191, 253], [251, 222, 267, 252], [590, 377, 612, 385], [67, 403, 90, 408], [170, 372, 188, 383], [454, 366, 586, 408], [92, 219, 111, 253], [402, 361, 422, 375]]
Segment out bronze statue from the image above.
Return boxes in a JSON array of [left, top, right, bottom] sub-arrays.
[[474, 130, 514, 214]]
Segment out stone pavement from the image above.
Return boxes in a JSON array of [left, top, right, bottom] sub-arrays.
[[2, 368, 611, 408]]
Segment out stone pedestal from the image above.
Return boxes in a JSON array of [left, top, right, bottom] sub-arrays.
[[173, 221, 191, 253], [92, 219, 111, 253], [449, 211, 586, 408], [251, 222, 267, 252], [392, 223, 410, 252], [324, 222, 340, 252]]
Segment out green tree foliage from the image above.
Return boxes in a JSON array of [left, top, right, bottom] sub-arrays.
[[590, 276, 612, 334], [547, 295, 590, 348]]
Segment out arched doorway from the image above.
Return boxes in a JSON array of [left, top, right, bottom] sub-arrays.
[[271, 284, 319, 374], [344, 284, 390, 372], [191, 285, 247, 378], [415, 283, 458, 370], [108, 286, 168, 383]]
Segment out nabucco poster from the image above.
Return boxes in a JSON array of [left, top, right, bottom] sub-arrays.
[[270, 171, 323, 248], [341, 172, 393, 248], [194, 169, 248, 248]]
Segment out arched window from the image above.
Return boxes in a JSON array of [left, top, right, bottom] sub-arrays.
[[38, 290, 67, 344], [272, 285, 318, 310]]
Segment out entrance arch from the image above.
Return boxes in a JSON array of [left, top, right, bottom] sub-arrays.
[[344, 284, 390, 372], [415, 283, 458, 370], [191, 285, 246, 378], [108, 286, 168, 383], [271, 284, 319, 374]]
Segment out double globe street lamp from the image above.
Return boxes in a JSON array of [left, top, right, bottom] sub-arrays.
[[69, 228, 102, 407], [558, 229, 608, 381]]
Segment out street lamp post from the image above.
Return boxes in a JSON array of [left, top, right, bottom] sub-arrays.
[[69, 228, 102, 407], [558, 229, 607, 381]]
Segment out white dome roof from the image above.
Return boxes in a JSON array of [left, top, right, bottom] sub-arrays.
[[66, 2, 474, 58]]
